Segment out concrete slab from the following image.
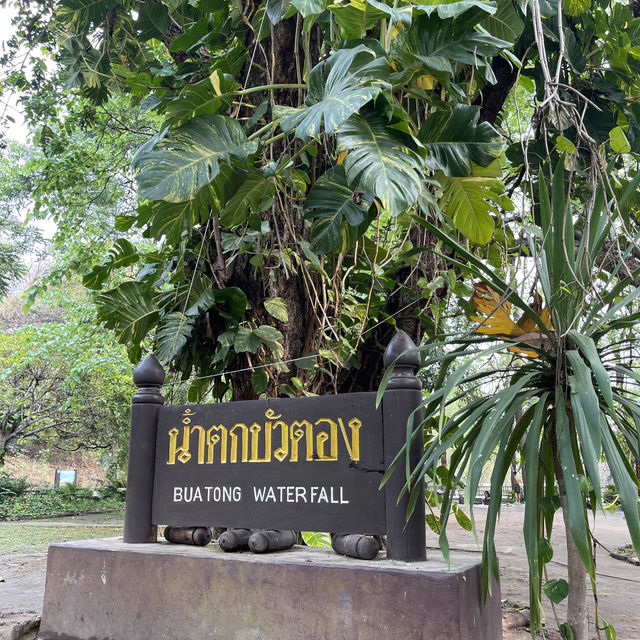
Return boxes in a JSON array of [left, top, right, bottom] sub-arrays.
[[38, 538, 502, 640]]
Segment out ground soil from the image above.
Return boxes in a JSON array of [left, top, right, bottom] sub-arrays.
[[0, 506, 638, 639]]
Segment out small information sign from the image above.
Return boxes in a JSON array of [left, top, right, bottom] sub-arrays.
[[54, 469, 77, 489]]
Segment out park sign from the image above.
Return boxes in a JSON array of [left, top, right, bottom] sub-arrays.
[[153, 394, 385, 533], [124, 331, 427, 561]]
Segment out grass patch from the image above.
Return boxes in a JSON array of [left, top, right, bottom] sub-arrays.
[[0, 525, 124, 553]]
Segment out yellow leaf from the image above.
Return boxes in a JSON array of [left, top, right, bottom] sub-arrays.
[[336, 150, 349, 165], [210, 70, 223, 96], [416, 74, 436, 90], [469, 284, 554, 359], [470, 283, 521, 337]]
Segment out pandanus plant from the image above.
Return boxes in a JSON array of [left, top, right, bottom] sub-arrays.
[[381, 162, 640, 640]]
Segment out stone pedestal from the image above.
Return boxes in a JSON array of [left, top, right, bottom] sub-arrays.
[[38, 538, 502, 640]]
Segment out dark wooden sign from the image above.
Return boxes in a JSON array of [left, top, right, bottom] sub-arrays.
[[123, 331, 426, 561], [152, 394, 386, 532]]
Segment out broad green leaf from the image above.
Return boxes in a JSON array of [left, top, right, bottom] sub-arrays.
[[83, 239, 139, 290], [480, 0, 524, 42], [556, 135, 576, 155], [367, 0, 412, 24], [254, 325, 283, 342], [134, 115, 258, 202], [136, 2, 170, 41], [57, 0, 113, 31], [290, 0, 326, 16], [437, 169, 503, 244], [337, 107, 424, 214], [169, 18, 210, 52], [155, 312, 197, 363], [610, 126, 631, 153], [329, 0, 387, 39], [391, 12, 511, 80], [602, 620, 617, 640], [543, 578, 569, 603], [538, 538, 553, 564], [452, 503, 472, 530], [213, 287, 247, 320], [234, 327, 261, 353], [251, 369, 269, 394], [564, 0, 590, 16], [266, 0, 289, 23], [420, 104, 503, 177], [304, 166, 373, 252], [264, 297, 290, 322], [281, 45, 389, 140], [219, 171, 275, 227], [301, 531, 332, 546], [426, 513, 440, 533], [165, 75, 239, 124], [144, 184, 218, 243], [413, 0, 497, 20], [96, 282, 160, 361]]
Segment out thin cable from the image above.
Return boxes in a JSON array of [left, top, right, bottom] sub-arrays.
[[167, 298, 422, 384]]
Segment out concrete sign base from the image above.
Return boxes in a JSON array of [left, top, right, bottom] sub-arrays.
[[37, 538, 502, 640]]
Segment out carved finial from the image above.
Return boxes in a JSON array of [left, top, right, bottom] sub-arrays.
[[132, 355, 165, 404], [383, 331, 422, 390]]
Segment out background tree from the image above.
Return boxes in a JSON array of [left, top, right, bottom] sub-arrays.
[[0, 289, 134, 466]]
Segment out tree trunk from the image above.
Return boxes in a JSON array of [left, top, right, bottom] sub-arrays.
[[554, 437, 589, 640], [558, 492, 589, 640]]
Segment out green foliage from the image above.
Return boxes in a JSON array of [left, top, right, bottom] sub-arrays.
[[0, 487, 125, 520], [0, 289, 134, 461], [0, 472, 30, 498]]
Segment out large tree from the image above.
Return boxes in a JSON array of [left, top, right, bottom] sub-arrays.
[[4, 0, 640, 637]]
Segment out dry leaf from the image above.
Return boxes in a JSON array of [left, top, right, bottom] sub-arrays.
[[469, 283, 554, 358]]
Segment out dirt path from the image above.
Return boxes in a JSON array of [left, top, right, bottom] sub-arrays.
[[438, 504, 640, 639], [1, 508, 638, 639]]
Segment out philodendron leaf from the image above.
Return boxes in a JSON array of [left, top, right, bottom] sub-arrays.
[[337, 107, 424, 214], [165, 74, 239, 124], [264, 297, 290, 322], [134, 115, 258, 202], [304, 165, 373, 252], [543, 578, 569, 604], [83, 239, 139, 290], [136, 2, 170, 41], [96, 281, 160, 361], [436, 161, 510, 244], [155, 312, 197, 363], [251, 368, 269, 394], [281, 44, 390, 140], [420, 104, 503, 177], [219, 171, 275, 227], [480, 0, 524, 42]]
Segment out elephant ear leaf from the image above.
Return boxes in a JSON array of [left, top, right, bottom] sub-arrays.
[[337, 108, 424, 215], [304, 165, 373, 253], [420, 104, 503, 177], [280, 44, 390, 140], [133, 115, 258, 203]]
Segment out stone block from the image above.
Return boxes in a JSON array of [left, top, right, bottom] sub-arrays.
[[38, 538, 501, 640]]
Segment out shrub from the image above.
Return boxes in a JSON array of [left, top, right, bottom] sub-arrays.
[[0, 472, 30, 498]]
